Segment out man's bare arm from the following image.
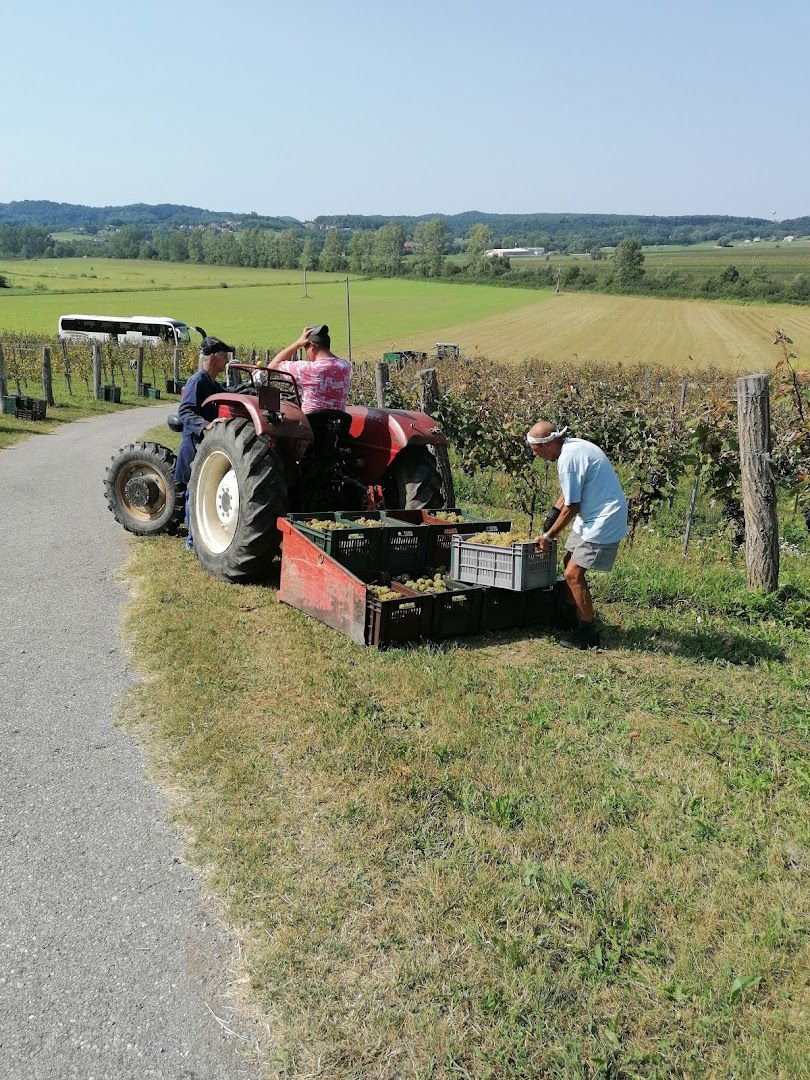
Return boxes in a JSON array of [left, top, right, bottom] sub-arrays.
[[269, 328, 310, 370], [535, 501, 580, 547]]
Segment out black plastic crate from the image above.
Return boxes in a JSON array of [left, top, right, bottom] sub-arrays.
[[101, 385, 121, 404], [13, 396, 47, 421], [365, 582, 434, 648], [431, 580, 484, 639], [286, 512, 382, 571], [385, 508, 511, 565], [522, 584, 561, 628], [337, 511, 429, 573], [480, 587, 527, 631]]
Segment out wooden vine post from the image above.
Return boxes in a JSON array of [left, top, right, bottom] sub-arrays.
[[173, 347, 181, 382], [0, 342, 7, 400], [41, 346, 55, 406], [61, 339, 72, 396], [736, 373, 779, 592], [135, 347, 144, 395], [374, 360, 389, 407], [419, 367, 455, 507], [92, 344, 103, 400]]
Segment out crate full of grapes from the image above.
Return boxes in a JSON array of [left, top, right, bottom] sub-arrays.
[[393, 572, 484, 638], [285, 513, 383, 571], [385, 508, 511, 565], [336, 511, 428, 573], [450, 532, 557, 592], [365, 581, 434, 648]]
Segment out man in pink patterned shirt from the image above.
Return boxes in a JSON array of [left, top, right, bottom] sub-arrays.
[[268, 324, 351, 412]]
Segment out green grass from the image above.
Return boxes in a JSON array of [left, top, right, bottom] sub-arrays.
[[460, 239, 810, 275], [0, 262, 548, 356], [0, 256, 354, 294], [0, 372, 174, 451], [121, 455, 810, 1078]]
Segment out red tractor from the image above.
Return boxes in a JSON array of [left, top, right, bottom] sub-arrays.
[[104, 364, 447, 583]]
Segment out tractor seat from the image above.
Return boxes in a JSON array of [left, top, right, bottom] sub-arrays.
[[305, 409, 352, 441]]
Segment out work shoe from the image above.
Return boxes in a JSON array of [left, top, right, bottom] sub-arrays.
[[559, 622, 601, 650]]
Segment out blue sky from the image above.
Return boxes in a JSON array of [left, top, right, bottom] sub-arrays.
[[2, 0, 808, 219]]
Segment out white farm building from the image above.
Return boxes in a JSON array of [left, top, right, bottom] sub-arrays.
[[484, 246, 545, 258]]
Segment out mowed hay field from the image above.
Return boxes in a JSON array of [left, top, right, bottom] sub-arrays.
[[1, 257, 809, 369], [363, 292, 810, 370]]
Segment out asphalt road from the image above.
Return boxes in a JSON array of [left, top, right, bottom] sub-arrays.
[[0, 408, 263, 1080]]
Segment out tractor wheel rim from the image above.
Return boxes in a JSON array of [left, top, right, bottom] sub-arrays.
[[196, 450, 239, 553], [115, 462, 168, 522], [215, 469, 240, 529]]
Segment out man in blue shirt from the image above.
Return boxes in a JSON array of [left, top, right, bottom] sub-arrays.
[[174, 336, 233, 487], [528, 420, 628, 649]]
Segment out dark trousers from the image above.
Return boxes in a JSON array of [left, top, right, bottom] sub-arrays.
[[174, 434, 198, 486]]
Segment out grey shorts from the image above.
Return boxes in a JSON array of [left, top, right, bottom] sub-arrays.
[[565, 535, 621, 572]]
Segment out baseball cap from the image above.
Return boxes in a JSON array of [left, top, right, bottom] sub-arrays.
[[306, 324, 329, 347], [200, 336, 234, 356]]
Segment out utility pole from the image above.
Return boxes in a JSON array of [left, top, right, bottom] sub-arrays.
[[345, 276, 352, 362]]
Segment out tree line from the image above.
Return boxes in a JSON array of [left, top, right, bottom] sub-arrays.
[[4, 199, 809, 248], [1, 220, 808, 305]]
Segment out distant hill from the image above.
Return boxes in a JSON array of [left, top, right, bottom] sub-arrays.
[[0, 200, 807, 248], [0, 200, 297, 231], [313, 211, 810, 247]]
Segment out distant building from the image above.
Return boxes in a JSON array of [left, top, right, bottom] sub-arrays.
[[753, 237, 761, 243], [784, 235, 794, 243], [484, 246, 545, 258]]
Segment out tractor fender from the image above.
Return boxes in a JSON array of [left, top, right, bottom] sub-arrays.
[[345, 407, 447, 483], [204, 393, 314, 466], [204, 392, 312, 440]]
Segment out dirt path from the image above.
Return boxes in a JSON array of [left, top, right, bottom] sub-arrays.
[[0, 410, 262, 1079]]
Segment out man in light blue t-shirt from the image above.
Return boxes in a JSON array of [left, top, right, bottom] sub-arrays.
[[528, 420, 628, 649]]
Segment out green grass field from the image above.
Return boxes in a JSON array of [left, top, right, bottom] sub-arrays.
[[124, 428, 810, 1078], [0, 256, 353, 294], [2, 256, 809, 370], [479, 239, 810, 275], [0, 259, 550, 354]]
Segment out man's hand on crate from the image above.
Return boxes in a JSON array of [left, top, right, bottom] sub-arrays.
[[535, 499, 580, 552]]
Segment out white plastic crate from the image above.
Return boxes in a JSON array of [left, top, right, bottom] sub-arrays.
[[450, 534, 557, 591]]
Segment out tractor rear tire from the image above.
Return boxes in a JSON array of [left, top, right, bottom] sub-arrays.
[[104, 441, 185, 536], [383, 445, 444, 510], [188, 418, 288, 584]]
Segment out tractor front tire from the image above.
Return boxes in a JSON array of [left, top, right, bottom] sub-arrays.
[[188, 418, 288, 583], [383, 445, 444, 510], [104, 441, 185, 536]]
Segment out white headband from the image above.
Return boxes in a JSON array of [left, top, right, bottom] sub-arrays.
[[526, 426, 568, 446]]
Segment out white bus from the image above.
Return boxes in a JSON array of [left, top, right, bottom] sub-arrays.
[[58, 314, 192, 346]]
